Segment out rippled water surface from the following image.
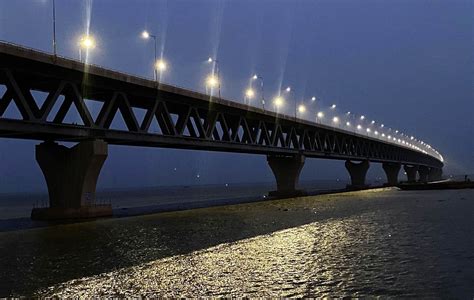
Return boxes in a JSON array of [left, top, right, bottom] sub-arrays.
[[1, 188, 473, 297]]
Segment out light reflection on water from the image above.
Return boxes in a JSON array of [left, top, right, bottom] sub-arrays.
[[1, 189, 473, 297]]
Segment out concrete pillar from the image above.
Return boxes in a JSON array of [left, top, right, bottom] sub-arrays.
[[267, 154, 306, 197], [345, 160, 370, 189], [403, 165, 419, 183], [428, 168, 443, 182], [418, 166, 430, 183], [31, 140, 112, 220], [382, 163, 401, 186]]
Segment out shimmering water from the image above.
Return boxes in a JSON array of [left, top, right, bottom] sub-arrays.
[[1, 188, 473, 297]]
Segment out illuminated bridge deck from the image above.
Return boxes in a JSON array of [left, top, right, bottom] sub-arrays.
[[0, 42, 442, 169]]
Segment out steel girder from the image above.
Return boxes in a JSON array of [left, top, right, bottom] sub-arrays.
[[0, 43, 443, 169]]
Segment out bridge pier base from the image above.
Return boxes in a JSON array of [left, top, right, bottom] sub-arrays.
[[382, 163, 401, 186], [418, 166, 430, 183], [345, 160, 370, 189], [403, 165, 419, 183], [31, 140, 111, 220], [267, 154, 306, 197]]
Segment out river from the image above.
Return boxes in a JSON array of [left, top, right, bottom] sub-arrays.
[[0, 188, 473, 297]]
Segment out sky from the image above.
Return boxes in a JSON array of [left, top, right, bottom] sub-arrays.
[[0, 0, 472, 193]]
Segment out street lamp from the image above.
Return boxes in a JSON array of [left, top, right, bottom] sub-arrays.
[[273, 96, 284, 112], [283, 86, 298, 117], [245, 88, 255, 105], [52, 0, 57, 56], [141, 30, 158, 81], [206, 74, 219, 88], [78, 35, 95, 62], [252, 74, 265, 110], [208, 57, 221, 99], [316, 111, 324, 123], [297, 104, 306, 118], [155, 59, 167, 72]]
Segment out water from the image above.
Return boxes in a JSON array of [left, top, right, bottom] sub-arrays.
[[0, 180, 347, 220], [0, 188, 473, 297]]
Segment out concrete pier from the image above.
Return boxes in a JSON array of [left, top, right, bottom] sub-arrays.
[[382, 163, 401, 186], [428, 168, 443, 181], [267, 154, 306, 197], [31, 140, 111, 220], [418, 166, 431, 183], [404, 165, 419, 183], [345, 160, 370, 189]]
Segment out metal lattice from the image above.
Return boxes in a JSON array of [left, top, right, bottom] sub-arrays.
[[0, 43, 443, 169]]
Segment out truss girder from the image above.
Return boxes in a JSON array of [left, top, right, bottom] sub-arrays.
[[0, 65, 443, 169]]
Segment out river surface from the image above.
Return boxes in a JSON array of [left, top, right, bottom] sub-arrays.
[[0, 188, 473, 297]]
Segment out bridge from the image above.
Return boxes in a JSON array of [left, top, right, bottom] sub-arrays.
[[0, 42, 443, 219]]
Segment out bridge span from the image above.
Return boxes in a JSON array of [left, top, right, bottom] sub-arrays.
[[0, 42, 443, 219]]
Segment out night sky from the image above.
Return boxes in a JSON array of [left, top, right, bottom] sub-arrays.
[[0, 0, 472, 193]]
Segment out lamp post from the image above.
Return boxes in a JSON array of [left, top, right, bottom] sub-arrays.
[[52, 0, 57, 56], [282, 86, 293, 117], [310, 96, 316, 111], [141, 30, 158, 81], [78, 35, 95, 62], [273, 96, 284, 113], [297, 104, 306, 119], [316, 111, 324, 124], [208, 58, 221, 99], [154, 59, 168, 81], [245, 88, 255, 105], [206, 74, 219, 97], [252, 74, 265, 110]]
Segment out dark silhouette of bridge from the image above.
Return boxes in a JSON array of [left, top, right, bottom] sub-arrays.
[[0, 42, 443, 219]]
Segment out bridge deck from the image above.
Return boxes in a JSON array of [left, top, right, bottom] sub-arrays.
[[0, 42, 442, 168]]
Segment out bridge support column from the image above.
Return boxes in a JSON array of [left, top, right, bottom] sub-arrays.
[[428, 168, 443, 182], [418, 166, 430, 183], [403, 165, 418, 183], [31, 140, 111, 220], [345, 160, 370, 189], [382, 163, 401, 186], [267, 154, 306, 197]]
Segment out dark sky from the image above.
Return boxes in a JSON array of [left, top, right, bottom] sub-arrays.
[[0, 0, 472, 193]]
